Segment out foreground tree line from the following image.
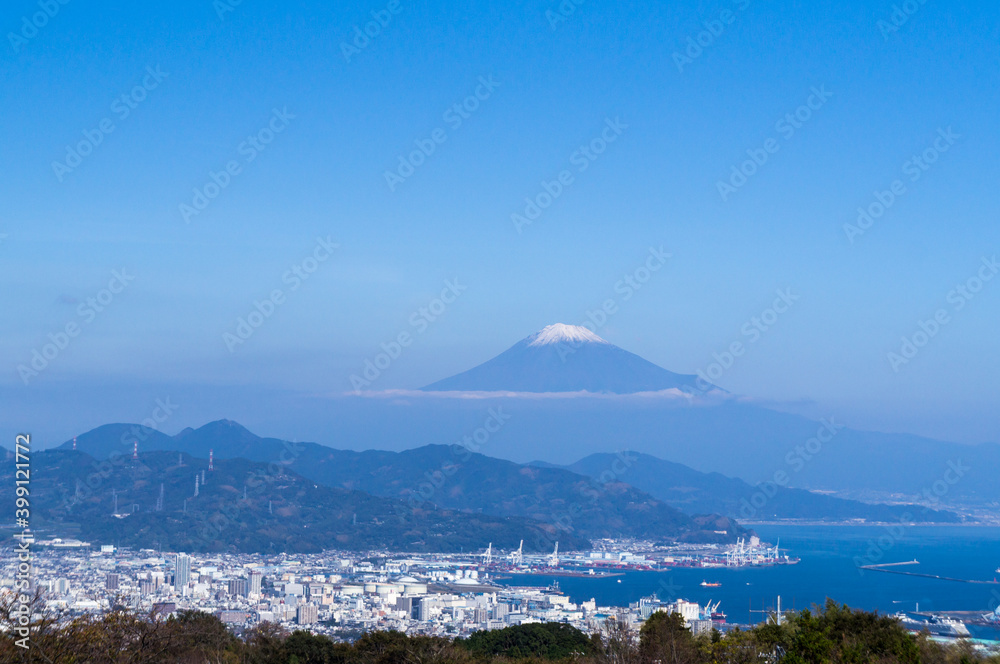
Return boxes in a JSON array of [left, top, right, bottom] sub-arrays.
[[1, 596, 998, 663]]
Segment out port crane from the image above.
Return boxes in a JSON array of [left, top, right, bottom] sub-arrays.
[[481, 543, 492, 565], [549, 542, 559, 567], [509, 540, 524, 566], [726, 537, 782, 566]]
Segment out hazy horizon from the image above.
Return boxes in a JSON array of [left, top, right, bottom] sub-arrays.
[[3, 0, 998, 449]]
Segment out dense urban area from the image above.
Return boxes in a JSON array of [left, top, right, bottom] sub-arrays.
[[3, 539, 739, 637], [2, 538, 1000, 663]]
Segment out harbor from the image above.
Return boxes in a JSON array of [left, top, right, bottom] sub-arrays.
[[475, 535, 799, 579], [500, 525, 1000, 641]]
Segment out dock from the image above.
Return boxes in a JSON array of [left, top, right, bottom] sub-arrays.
[[858, 561, 1000, 585]]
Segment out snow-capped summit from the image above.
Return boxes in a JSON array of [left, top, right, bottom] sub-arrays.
[[527, 323, 609, 347], [422, 324, 716, 394]]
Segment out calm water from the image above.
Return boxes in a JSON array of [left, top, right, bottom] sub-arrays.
[[505, 526, 1000, 632]]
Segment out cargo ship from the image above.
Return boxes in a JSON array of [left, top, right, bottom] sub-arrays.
[[504, 567, 624, 579], [893, 613, 970, 638]]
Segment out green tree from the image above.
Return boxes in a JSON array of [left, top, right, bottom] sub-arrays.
[[461, 622, 593, 659], [638, 611, 702, 664]]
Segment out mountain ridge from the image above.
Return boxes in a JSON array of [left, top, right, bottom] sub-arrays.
[[57, 419, 962, 528], [548, 452, 962, 523], [5, 449, 585, 553], [47, 325, 1000, 508], [421, 323, 717, 394], [56, 421, 748, 543]]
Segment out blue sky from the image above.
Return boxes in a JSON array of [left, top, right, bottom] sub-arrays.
[[2, 0, 998, 447]]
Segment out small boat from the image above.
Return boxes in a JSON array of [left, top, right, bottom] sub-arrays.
[[616, 579, 622, 583], [700, 580, 722, 587]]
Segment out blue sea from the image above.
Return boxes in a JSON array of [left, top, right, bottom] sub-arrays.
[[504, 525, 1000, 637]]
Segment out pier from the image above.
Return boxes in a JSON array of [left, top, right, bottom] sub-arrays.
[[858, 561, 1000, 585]]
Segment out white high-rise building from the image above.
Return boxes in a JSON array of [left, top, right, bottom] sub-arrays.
[[175, 554, 191, 588]]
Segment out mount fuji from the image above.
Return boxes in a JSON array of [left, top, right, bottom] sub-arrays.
[[422, 323, 714, 394]]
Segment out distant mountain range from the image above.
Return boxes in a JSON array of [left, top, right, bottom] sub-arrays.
[[355, 324, 997, 506], [2, 448, 585, 553], [255, 443, 749, 543], [56, 420, 959, 530], [544, 453, 960, 523], [27, 322, 990, 549], [422, 323, 716, 393], [54, 421, 748, 545]]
